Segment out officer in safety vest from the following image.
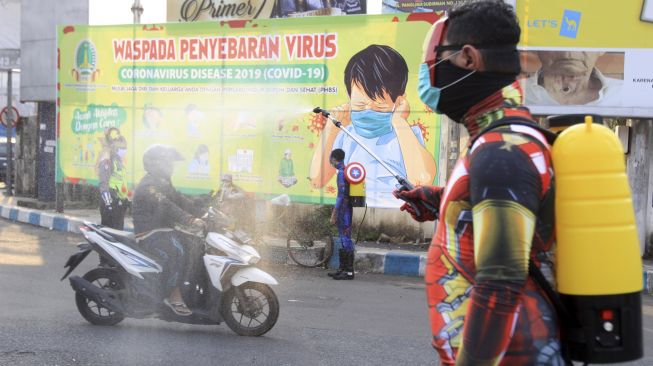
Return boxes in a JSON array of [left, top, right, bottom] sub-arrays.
[[98, 127, 129, 230]]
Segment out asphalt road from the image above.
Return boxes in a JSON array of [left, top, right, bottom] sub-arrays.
[[1, 218, 653, 366]]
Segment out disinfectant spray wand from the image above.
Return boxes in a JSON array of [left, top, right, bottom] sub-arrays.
[[313, 107, 439, 219]]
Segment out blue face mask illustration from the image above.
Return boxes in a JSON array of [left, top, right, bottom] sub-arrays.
[[350, 109, 394, 139]]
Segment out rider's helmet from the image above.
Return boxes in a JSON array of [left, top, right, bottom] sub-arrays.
[[143, 144, 184, 178], [221, 174, 233, 184]]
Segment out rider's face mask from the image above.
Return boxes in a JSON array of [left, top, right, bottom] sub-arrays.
[[161, 163, 174, 178]]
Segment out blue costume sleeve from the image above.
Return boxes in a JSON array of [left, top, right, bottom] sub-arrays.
[[335, 164, 348, 211]]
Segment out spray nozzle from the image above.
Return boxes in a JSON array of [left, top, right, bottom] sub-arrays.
[[312, 107, 330, 117], [313, 107, 340, 128]]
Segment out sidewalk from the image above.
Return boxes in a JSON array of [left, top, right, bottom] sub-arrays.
[[0, 194, 428, 278], [1, 193, 652, 291]]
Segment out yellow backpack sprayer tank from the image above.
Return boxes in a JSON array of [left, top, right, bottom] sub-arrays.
[[552, 115, 643, 363], [345, 162, 366, 207]]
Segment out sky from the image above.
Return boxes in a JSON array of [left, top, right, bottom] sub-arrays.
[[89, 0, 167, 25]]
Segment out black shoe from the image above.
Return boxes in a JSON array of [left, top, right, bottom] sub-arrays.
[[327, 269, 344, 277], [333, 251, 354, 280], [332, 271, 354, 280], [327, 251, 346, 277]]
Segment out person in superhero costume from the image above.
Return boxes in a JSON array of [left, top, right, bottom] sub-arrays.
[[395, 2, 563, 365], [328, 148, 355, 280]]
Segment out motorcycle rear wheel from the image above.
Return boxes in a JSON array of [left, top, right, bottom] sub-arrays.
[[222, 282, 279, 336], [75, 268, 126, 326]]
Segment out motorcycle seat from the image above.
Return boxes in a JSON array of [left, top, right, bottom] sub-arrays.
[[100, 227, 137, 246]]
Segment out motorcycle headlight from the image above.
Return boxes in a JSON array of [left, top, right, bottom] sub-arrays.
[[248, 255, 260, 265]]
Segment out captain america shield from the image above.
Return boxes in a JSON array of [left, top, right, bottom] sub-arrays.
[[345, 162, 366, 184]]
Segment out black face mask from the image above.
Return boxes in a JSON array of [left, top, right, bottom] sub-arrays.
[[435, 60, 518, 122]]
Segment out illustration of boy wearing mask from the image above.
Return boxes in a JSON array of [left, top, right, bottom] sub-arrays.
[[310, 45, 436, 208], [188, 144, 210, 176]]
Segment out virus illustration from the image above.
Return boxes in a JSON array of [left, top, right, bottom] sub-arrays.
[[423, 105, 434, 114], [410, 118, 430, 143], [307, 113, 327, 135], [308, 142, 315, 149], [326, 185, 336, 194]]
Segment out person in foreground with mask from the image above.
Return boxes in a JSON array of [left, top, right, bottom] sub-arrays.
[[395, 2, 562, 364], [309, 44, 436, 208], [97, 128, 130, 230], [132, 145, 206, 316]]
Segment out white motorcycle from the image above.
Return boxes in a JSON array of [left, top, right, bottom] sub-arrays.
[[61, 208, 280, 336]]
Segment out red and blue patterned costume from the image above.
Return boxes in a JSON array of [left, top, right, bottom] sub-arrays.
[[424, 83, 563, 365]]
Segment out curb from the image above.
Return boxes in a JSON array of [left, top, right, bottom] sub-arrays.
[[252, 245, 426, 277], [2, 199, 652, 287], [1, 202, 88, 234], [0, 199, 426, 278]]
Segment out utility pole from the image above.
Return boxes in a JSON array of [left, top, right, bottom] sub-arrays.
[[5, 70, 13, 196], [131, 0, 143, 24]]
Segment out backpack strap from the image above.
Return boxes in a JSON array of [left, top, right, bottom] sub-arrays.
[[528, 261, 578, 327], [468, 116, 558, 147]]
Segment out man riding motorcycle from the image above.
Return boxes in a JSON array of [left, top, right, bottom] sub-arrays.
[[132, 145, 206, 316]]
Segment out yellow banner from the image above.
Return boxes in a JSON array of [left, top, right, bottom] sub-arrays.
[[515, 0, 653, 116], [516, 0, 653, 48], [57, 15, 441, 208]]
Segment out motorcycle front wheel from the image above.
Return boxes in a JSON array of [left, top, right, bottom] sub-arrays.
[[222, 282, 279, 336], [75, 268, 125, 326]]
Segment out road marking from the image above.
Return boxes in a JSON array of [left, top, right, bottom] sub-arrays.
[[645, 328, 653, 334]]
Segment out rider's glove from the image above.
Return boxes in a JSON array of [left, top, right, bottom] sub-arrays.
[[190, 218, 207, 233], [393, 186, 443, 222], [101, 191, 113, 210]]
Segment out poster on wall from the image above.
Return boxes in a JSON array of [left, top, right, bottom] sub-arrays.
[[167, 0, 366, 22], [515, 0, 653, 117], [382, 0, 474, 14], [57, 14, 441, 208]]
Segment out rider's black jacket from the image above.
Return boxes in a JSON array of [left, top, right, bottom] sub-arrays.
[[132, 173, 200, 235]]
